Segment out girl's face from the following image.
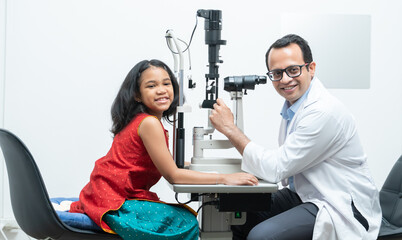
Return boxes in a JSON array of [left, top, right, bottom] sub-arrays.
[[136, 66, 174, 120]]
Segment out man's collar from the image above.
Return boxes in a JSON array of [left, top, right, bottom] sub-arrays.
[[280, 78, 315, 121]]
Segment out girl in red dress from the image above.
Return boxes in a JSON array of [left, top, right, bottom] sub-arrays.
[[70, 59, 258, 239]]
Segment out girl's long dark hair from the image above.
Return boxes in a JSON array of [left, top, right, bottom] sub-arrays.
[[110, 59, 179, 136]]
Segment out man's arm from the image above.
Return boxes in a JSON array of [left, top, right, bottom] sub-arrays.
[[209, 98, 251, 155]]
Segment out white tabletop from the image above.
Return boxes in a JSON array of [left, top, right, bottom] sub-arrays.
[[170, 180, 278, 193]]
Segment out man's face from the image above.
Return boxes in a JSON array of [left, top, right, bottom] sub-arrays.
[[267, 43, 316, 105]]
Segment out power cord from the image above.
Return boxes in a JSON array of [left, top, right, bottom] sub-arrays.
[[165, 13, 198, 71], [175, 192, 206, 205]]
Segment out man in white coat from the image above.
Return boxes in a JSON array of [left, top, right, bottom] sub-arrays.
[[209, 34, 382, 240]]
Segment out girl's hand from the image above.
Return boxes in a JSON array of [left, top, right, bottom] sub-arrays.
[[220, 172, 259, 186]]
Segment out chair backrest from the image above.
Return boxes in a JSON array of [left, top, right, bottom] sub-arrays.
[[0, 129, 122, 240], [380, 155, 402, 227], [0, 128, 67, 239]]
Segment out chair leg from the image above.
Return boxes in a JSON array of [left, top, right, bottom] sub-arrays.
[[0, 219, 32, 240], [0, 222, 11, 240]]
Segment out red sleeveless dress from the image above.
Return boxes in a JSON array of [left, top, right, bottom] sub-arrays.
[[70, 113, 168, 232]]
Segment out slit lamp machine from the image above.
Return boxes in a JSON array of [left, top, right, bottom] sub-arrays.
[[165, 9, 277, 240]]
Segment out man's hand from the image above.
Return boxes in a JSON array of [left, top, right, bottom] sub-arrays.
[[209, 98, 251, 155], [209, 98, 236, 136]]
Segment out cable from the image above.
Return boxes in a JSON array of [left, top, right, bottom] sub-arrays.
[[165, 13, 198, 55], [196, 200, 219, 214], [174, 193, 220, 215], [165, 37, 193, 72], [166, 38, 192, 71], [165, 13, 198, 81], [175, 192, 207, 205]]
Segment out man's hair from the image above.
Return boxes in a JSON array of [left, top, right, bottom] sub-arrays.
[[265, 34, 313, 70]]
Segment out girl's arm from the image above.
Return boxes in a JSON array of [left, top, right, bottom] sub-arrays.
[[139, 116, 258, 185]]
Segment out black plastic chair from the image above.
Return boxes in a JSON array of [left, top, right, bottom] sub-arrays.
[[378, 155, 402, 239], [0, 128, 121, 240]]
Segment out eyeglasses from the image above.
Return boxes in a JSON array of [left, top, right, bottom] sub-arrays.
[[267, 63, 310, 81]]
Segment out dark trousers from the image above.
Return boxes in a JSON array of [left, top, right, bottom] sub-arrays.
[[232, 188, 318, 240]]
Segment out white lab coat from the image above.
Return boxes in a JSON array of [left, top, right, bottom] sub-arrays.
[[242, 78, 382, 240]]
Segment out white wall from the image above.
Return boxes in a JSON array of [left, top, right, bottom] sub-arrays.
[[0, 0, 401, 231], [1, 0, 7, 221]]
